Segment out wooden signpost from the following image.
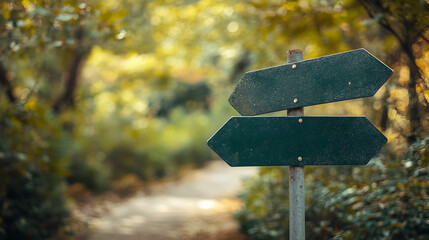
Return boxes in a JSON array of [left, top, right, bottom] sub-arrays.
[[208, 116, 387, 167], [207, 49, 393, 240]]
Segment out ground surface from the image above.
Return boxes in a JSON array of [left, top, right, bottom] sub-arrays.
[[84, 161, 257, 240]]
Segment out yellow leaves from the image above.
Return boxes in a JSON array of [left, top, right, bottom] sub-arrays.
[[133, 100, 148, 114], [306, 98, 365, 116], [185, 5, 199, 19], [328, 185, 340, 192], [398, 66, 410, 86], [282, 1, 298, 12], [121, 54, 155, 74], [94, 92, 117, 116], [297, 0, 310, 10], [424, 90, 429, 103], [85, 47, 118, 82], [2, 6, 10, 20], [416, 50, 429, 82], [233, 3, 247, 14], [342, 231, 352, 239], [120, 89, 134, 103], [84, 47, 165, 121], [388, 109, 398, 120], [391, 222, 402, 228], [86, 47, 168, 83], [390, 88, 409, 113], [227, 21, 239, 33], [322, 28, 344, 45], [90, 81, 104, 94], [159, 125, 192, 152], [384, 35, 397, 52], [24, 98, 37, 111], [97, 2, 128, 26]]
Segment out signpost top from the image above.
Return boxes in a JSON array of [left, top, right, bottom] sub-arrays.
[[229, 48, 393, 116]]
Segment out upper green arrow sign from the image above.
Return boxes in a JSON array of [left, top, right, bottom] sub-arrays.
[[207, 116, 387, 167], [229, 49, 393, 116]]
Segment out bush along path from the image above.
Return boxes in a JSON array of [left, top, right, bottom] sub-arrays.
[[81, 160, 256, 240], [236, 137, 429, 240]]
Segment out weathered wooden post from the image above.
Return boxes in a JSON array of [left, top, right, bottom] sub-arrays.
[[207, 48, 393, 239], [287, 49, 305, 240]]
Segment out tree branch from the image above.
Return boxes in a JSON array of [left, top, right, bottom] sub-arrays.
[[420, 33, 429, 45]]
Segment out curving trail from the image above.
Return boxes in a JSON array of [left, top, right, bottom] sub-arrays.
[[87, 161, 257, 240]]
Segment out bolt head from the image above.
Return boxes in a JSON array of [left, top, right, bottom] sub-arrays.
[[298, 156, 302, 161], [298, 118, 303, 123], [293, 98, 298, 103], [292, 64, 297, 69]]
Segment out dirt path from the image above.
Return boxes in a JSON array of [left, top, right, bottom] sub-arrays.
[[87, 161, 257, 240]]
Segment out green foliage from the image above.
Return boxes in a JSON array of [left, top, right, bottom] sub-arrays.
[[235, 167, 290, 239], [65, 102, 216, 192], [0, 103, 70, 240], [307, 136, 429, 239], [236, 137, 429, 240]]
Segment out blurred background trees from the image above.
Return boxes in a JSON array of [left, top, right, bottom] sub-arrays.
[[359, 0, 429, 142], [0, 0, 428, 239]]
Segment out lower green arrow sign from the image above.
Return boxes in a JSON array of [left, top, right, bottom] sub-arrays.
[[207, 117, 387, 167]]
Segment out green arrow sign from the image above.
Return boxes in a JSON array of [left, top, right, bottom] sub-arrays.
[[229, 49, 393, 116], [207, 116, 387, 167]]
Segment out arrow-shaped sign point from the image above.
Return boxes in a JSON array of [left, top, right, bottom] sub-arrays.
[[207, 116, 387, 167], [229, 49, 393, 116]]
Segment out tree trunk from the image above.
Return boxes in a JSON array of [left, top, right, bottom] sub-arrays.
[[0, 61, 17, 103], [407, 58, 422, 143], [52, 49, 88, 113]]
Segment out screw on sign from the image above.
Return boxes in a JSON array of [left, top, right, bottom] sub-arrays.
[[207, 49, 393, 240]]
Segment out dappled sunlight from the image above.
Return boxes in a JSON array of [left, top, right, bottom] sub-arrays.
[[84, 161, 256, 239], [197, 199, 243, 212], [198, 200, 216, 210]]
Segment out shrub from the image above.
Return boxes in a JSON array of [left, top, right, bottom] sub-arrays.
[[236, 137, 429, 240], [0, 104, 70, 240]]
